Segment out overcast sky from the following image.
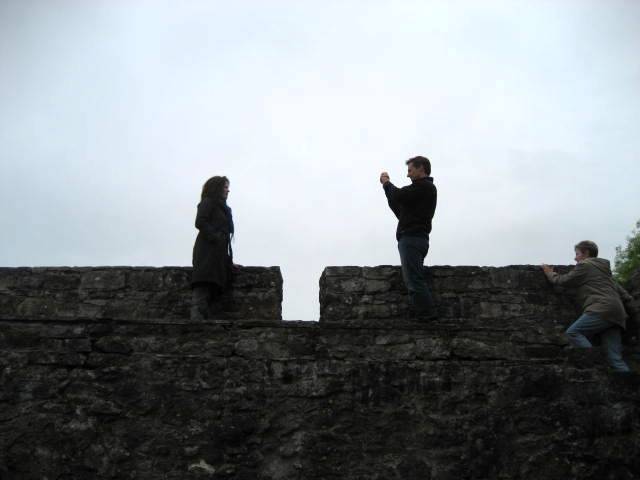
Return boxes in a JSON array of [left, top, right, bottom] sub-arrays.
[[1, 0, 639, 319]]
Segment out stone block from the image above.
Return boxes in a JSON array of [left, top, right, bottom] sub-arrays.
[[321, 266, 363, 277], [339, 277, 365, 293], [0, 266, 283, 321], [80, 270, 126, 290], [127, 270, 165, 291], [362, 266, 398, 280], [320, 265, 578, 328]]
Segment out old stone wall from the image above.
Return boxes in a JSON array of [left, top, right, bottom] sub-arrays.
[[320, 264, 640, 353], [0, 267, 282, 321], [2, 317, 640, 479], [320, 265, 576, 323], [1, 265, 640, 479]]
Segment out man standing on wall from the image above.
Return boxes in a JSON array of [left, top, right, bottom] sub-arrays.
[[380, 156, 438, 320], [542, 240, 636, 372]]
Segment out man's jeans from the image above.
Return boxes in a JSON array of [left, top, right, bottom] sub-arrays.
[[398, 235, 434, 312], [566, 313, 630, 372]]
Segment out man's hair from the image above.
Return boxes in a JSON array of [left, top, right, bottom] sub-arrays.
[[574, 240, 598, 258], [406, 156, 431, 175], [201, 176, 229, 200]]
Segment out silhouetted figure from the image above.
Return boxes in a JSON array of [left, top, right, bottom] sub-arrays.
[[543, 240, 636, 372], [380, 156, 438, 320], [191, 176, 234, 320]]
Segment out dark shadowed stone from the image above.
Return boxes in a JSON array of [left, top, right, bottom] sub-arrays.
[[0, 264, 639, 479], [80, 269, 127, 290], [94, 337, 133, 355], [320, 265, 579, 329], [0, 266, 283, 321]]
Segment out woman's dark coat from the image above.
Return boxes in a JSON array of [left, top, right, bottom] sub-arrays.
[[191, 197, 233, 288]]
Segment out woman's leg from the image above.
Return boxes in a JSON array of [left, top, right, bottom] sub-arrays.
[[191, 284, 210, 320], [209, 283, 230, 317]]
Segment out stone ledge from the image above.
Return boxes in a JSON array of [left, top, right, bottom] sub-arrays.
[[320, 265, 577, 324], [1, 316, 639, 479], [0, 266, 283, 321], [0, 316, 631, 366]]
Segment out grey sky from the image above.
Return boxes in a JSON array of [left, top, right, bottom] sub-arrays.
[[1, 0, 639, 319]]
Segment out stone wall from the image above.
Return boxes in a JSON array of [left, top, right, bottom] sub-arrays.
[[320, 264, 640, 352], [1, 316, 639, 479], [0, 267, 282, 321], [1, 264, 640, 479], [320, 265, 576, 323]]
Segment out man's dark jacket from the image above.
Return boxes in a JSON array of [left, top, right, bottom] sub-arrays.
[[191, 197, 233, 288], [384, 176, 437, 240]]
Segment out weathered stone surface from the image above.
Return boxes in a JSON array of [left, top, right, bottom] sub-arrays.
[[1, 317, 640, 479], [0, 266, 282, 321], [1, 264, 640, 479], [320, 265, 577, 324]]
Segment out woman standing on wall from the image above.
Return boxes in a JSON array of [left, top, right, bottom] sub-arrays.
[[191, 176, 235, 320]]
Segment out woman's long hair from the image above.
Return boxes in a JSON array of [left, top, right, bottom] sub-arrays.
[[201, 176, 229, 201]]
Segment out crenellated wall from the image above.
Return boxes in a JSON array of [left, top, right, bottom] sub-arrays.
[[319, 265, 577, 323], [0, 266, 282, 321], [1, 265, 639, 479]]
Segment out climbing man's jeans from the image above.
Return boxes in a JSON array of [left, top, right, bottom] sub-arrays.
[[566, 312, 630, 372]]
